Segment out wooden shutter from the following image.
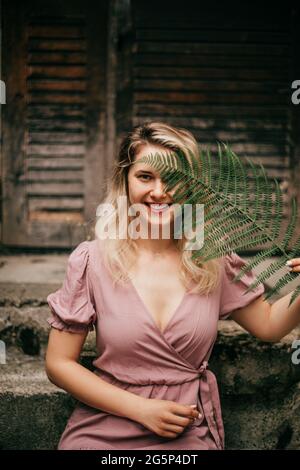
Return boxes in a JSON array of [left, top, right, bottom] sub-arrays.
[[2, 0, 108, 247], [128, 0, 293, 245]]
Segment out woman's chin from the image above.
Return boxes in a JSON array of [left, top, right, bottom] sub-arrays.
[[142, 213, 175, 233], [128, 207, 175, 238]]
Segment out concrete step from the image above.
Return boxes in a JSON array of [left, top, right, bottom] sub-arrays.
[[0, 347, 73, 450], [0, 255, 97, 352], [0, 346, 96, 450], [0, 298, 96, 354]]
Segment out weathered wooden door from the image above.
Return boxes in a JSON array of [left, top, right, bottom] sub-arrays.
[[2, 0, 109, 247], [128, 0, 297, 247]]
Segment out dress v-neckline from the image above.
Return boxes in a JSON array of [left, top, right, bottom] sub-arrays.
[[128, 276, 192, 336]]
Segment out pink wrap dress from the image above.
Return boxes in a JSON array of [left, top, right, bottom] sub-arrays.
[[47, 239, 265, 450]]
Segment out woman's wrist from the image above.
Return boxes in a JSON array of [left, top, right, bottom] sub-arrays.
[[124, 394, 148, 424]]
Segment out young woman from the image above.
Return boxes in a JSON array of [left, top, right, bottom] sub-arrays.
[[45, 122, 300, 450]]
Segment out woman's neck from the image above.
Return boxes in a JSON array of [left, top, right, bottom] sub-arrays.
[[134, 239, 178, 256]]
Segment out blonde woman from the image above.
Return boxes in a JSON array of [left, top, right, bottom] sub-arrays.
[[45, 122, 300, 450]]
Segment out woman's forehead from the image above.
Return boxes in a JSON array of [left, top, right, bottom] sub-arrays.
[[132, 144, 170, 170], [132, 157, 154, 171]]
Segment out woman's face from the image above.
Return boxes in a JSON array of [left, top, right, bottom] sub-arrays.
[[127, 143, 177, 236]]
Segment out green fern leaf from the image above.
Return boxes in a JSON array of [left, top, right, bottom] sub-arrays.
[[136, 143, 300, 305]]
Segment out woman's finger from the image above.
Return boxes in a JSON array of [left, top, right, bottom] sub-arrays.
[[286, 259, 300, 272]]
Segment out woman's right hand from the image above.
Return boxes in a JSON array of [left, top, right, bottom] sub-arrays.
[[137, 398, 201, 439]]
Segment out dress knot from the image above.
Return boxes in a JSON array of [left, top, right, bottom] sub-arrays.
[[197, 360, 208, 376]]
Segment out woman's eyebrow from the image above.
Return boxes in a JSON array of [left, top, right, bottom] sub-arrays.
[[135, 169, 155, 174]]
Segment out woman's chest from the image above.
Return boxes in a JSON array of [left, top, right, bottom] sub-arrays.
[[91, 254, 220, 359], [128, 259, 187, 333], [95, 279, 219, 365]]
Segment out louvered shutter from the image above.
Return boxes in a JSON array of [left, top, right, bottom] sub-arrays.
[[2, 0, 108, 247]]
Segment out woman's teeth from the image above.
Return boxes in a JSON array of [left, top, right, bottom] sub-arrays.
[[146, 203, 170, 213]]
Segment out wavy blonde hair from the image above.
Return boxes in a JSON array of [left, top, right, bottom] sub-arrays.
[[95, 121, 222, 295]]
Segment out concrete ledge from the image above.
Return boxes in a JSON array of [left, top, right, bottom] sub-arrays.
[[211, 321, 300, 395], [0, 300, 96, 354], [0, 348, 74, 450]]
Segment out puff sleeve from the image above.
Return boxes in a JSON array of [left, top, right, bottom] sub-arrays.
[[47, 241, 97, 333], [219, 251, 265, 320]]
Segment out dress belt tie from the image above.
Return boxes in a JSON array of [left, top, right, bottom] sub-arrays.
[[195, 360, 224, 450]]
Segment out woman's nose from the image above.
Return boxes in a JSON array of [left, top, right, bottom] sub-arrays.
[[150, 179, 167, 198]]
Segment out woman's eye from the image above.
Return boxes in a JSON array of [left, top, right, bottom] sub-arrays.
[[138, 174, 152, 181]]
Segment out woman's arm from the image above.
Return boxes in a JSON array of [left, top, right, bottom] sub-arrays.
[[45, 328, 146, 423], [229, 257, 300, 342], [230, 292, 300, 342]]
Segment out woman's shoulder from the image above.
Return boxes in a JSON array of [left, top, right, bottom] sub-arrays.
[[66, 239, 104, 275], [72, 238, 104, 256], [80, 238, 107, 274], [88, 238, 105, 259]]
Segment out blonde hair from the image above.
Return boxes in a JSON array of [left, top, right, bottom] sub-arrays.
[[95, 121, 222, 295]]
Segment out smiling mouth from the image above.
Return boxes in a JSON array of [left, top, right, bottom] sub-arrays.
[[144, 203, 172, 213]]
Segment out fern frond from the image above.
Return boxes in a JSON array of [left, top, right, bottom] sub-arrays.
[[136, 143, 300, 305]]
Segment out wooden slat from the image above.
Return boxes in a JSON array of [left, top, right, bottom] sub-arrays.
[[28, 39, 86, 51], [27, 79, 86, 91], [26, 144, 85, 155], [134, 66, 288, 80], [136, 42, 289, 56], [166, 132, 289, 144], [27, 104, 85, 118], [29, 211, 84, 222], [29, 197, 84, 211], [136, 29, 289, 44], [132, 116, 289, 131], [28, 65, 86, 78], [190, 128, 289, 139], [134, 78, 287, 92], [28, 51, 86, 64], [28, 25, 85, 38], [186, 131, 288, 144], [28, 18, 85, 26], [134, 54, 289, 68], [27, 157, 84, 169], [29, 132, 86, 143], [199, 143, 289, 156], [244, 168, 290, 179], [134, 91, 288, 105], [27, 119, 86, 130], [26, 182, 83, 195], [134, 103, 289, 117], [25, 170, 83, 181], [28, 92, 86, 104]]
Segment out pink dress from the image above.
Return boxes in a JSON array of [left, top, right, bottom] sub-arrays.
[[47, 239, 265, 450]]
